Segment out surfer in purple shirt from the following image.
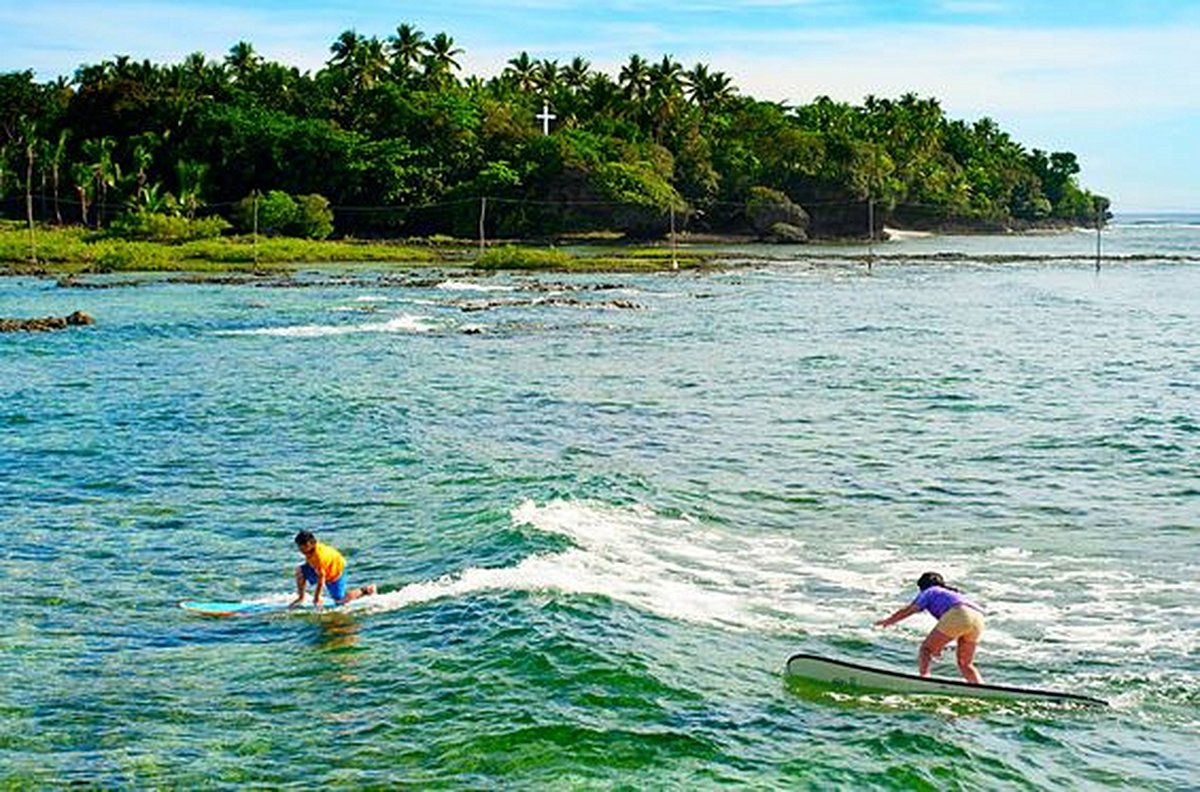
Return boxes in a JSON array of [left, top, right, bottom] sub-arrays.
[[875, 571, 986, 683]]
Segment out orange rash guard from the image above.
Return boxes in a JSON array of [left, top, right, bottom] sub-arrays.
[[303, 541, 346, 583]]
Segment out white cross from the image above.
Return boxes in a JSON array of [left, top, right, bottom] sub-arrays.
[[536, 102, 556, 135]]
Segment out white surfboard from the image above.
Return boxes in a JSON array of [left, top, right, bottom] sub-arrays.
[[786, 653, 1107, 707]]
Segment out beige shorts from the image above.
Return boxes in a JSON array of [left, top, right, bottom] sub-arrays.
[[935, 606, 985, 642]]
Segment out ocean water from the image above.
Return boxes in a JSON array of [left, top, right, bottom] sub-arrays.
[[1, 219, 1198, 788]]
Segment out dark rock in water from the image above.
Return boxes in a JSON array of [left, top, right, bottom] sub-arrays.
[[56, 275, 140, 289], [0, 311, 96, 332], [766, 222, 808, 243], [746, 187, 811, 242], [455, 296, 644, 313]]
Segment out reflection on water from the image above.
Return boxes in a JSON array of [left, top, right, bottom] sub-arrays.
[[312, 612, 361, 654]]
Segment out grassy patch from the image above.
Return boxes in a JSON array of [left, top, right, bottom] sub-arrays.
[[473, 244, 708, 272], [0, 223, 442, 273], [473, 245, 577, 270], [1, 222, 719, 275]]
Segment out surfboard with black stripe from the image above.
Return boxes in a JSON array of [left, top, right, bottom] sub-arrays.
[[786, 653, 1107, 707]]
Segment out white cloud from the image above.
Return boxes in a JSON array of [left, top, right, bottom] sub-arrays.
[[672, 24, 1200, 115]]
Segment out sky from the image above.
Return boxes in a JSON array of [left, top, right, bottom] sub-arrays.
[[3, 0, 1198, 211]]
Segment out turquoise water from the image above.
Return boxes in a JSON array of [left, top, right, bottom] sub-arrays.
[[2, 222, 1198, 787]]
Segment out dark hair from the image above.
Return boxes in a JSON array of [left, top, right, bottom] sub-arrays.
[[294, 530, 316, 546], [917, 571, 959, 592]]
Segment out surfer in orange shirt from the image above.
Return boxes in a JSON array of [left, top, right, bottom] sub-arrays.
[[289, 530, 376, 609]]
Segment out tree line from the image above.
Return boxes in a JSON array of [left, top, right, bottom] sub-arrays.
[[0, 24, 1109, 242]]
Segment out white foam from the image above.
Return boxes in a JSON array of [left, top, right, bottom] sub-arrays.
[[331, 499, 821, 631], [988, 546, 1032, 559], [436, 279, 515, 292], [250, 498, 1196, 678], [188, 494, 1178, 712], [221, 315, 437, 337]]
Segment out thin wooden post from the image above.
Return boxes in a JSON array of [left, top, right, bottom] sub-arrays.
[[479, 196, 487, 255], [25, 140, 36, 264], [670, 205, 678, 270], [1094, 206, 1102, 272], [252, 192, 259, 267], [866, 196, 875, 270]]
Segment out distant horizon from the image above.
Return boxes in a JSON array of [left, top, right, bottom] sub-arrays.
[[1113, 209, 1200, 218], [3, 1, 1199, 212]]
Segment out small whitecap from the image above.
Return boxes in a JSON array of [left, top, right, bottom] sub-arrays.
[[221, 314, 437, 337], [436, 279, 515, 292]]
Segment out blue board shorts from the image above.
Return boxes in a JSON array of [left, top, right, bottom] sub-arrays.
[[300, 563, 348, 602]]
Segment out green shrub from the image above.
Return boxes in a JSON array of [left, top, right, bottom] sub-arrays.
[[291, 194, 334, 240], [593, 161, 686, 238], [475, 245, 575, 270], [91, 241, 171, 271], [231, 191, 334, 238], [232, 190, 298, 235], [109, 211, 231, 242]]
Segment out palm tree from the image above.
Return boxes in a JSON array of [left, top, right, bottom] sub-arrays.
[[583, 72, 621, 116], [562, 57, 591, 93], [82, 136, 119, 228], [128, 131, 160, 194], [329, 30, 364, 71], [226, 41, 261, 82], [645, 55, 685, 143], [423, 32, 464, 87], [648, 55, 683, 99], [20, 117, 37, 244], [175, 159, 208, 219], [356, 36, 389, 89], [328, 30, 388, 91], [49, 128, 69, 224], [387, 24, 428, 81], [504, 51, 538, 92], [534, 59, 560, 93], [179, 52, 225, 97], [684, 63, 734, 110], [619, 54, 651, 102], [70, 161, 93, 226], [74, 62, 111, 88]]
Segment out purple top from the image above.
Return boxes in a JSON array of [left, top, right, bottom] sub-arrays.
[[912, 586, 983, 618]]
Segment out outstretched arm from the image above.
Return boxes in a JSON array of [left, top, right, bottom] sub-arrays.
[[311, 575, 326, 609], [875, 603, 920, 628], [289, 564, 306, 608]]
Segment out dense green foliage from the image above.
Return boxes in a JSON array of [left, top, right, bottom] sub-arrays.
[[0, 26, 1108, 242]]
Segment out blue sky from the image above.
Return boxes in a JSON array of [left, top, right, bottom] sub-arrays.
[[3, 0, 1198, 211]]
